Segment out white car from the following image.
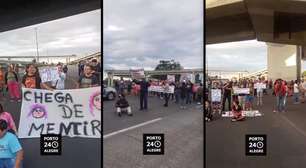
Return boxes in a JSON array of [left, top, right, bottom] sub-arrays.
[[103, 85, 117, 100]]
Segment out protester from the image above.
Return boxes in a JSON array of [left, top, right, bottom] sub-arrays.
[[283, 81, 288, 109], [0, 67, 5, 97], [4, 65, 21, 102], [231, 100, 245, 122], [196, 83, 203, 105], [63, 64, 68, 74], [205, 100, 213, 122], [0, 104, 17, 135], [51, 63, 66, 90], [115, 94, 132, 117], [174, 81, 180, 104], [274, 79, 286, 113], [91, 59, 101, 83], [22, 64, 53, 91], [76, 64, 99, 89], [186, 80, 193, 104], [293, 80, 300, 104], [245, 82, 254, 110], [0, 119, 23, 168], [256, 78, 264, 106], [163, 81, 170, 107], [180, 80, 187, 109], [138, 78, 150, 110], [222, 81, 232, 111]]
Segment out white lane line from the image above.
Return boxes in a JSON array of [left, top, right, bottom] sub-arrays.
[[103, 118, 162, 139], [280, 114, 306, 138]]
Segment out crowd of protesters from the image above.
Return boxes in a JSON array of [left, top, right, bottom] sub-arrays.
[[112, 77, 203, 117], [0, 59, 102, 168], [205, 76, 306, 122]]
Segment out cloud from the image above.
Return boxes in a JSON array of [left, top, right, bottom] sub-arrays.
[[103, 0, 203, 70], [206, 40, 267, 72], [0, 9, 101, 61]]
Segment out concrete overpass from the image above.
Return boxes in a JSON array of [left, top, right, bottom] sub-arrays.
[[0, 0, 100, 33], [70, 52, 101, 64], [206, 0, 306, 81]]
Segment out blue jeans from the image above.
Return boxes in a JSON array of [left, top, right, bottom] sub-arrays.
[[0, 158, 15, 168], [186, 92, 192, 104], [276, 96, 285, 111], [293, 93, 299, 103]]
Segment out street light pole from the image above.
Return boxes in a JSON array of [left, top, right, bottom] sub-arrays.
[[35, 27, 39, 63]]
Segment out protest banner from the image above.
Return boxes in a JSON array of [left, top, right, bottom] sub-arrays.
[[167, 75, 175, 82], [222, 110, 262, 117], [18, 87, 101, 138], [211, 89, 222, 102], [130, 69, 145, 79], [180, 73, 194, 83], [39, 67, 59, 82], [254, 83, 266, 89], [148, 86, 174, 93], [233, 88, 250, 94]]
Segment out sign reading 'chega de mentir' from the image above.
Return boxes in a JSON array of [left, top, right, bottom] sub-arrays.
[[18, 87, 101, 138]]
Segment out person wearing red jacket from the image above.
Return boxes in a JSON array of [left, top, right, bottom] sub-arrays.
[[274, 79, 286, 113]]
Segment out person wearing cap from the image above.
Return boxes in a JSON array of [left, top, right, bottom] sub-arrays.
[[115, 94, 132, 117], [0, 119, 23, 168]]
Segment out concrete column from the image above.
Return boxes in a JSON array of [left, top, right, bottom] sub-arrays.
[[267, 43, 298, 81], [297, 46, 302, 81]]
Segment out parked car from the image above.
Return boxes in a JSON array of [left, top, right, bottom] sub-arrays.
[[103, 85, 117, 100]]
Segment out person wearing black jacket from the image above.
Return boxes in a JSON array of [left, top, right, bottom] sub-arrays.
[[222, 81, 232, 112], [115, 94, 132, 117], [134, 78, 150, 110], [180, 81, 187, 109]]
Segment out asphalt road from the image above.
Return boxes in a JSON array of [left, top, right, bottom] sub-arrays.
[[206, 92, 306, 168], [3, 65, 101, 168], [103, 95, 203, 168]]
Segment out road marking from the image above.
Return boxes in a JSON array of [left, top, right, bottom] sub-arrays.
[[103, 118, 162, 139], [280, 114, 306, 138]]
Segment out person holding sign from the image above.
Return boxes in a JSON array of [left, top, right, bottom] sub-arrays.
[[22, 64, 53, 91], [51, 64, 66, 90], [0, 120, 23, 168], [76, 64, 99, 89], [4, 65, 21, 102]]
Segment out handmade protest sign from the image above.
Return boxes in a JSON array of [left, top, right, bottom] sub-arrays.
[[39, 67, 59, 83], [211, 89, 221, 102], [18, 87, 101, 138], [148, 86, 174, 93], [222, 110, 262, 117], [233, 88, 250, 95], [254, 83, 266, 89], [167, 75, 175, 82], [180, 73, 194, 83], [130, 69, 145, 79]]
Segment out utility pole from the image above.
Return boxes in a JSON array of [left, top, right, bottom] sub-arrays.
[[35, 27, 39, 63]]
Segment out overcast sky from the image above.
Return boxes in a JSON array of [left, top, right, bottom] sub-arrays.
[[0, 9, 101, 62], [206, 40, 267, 72], [207, 40, 306, 72], [103, 0, 203, 70]]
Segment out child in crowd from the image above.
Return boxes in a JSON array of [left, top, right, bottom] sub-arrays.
[[231, 100, 245, 122]]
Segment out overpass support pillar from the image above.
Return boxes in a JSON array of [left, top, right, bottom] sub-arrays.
[[267, 43, 302, 81]]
